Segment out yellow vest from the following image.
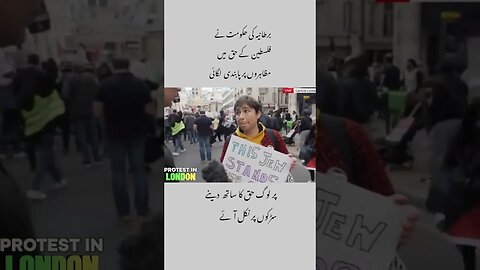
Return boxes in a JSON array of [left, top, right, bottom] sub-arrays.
[[22, 90, 65, 137], [171, 121, 185, 136]]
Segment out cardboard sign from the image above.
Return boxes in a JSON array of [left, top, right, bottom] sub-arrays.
[[222, 136, 291, 183], [316, 173, 403, 270]]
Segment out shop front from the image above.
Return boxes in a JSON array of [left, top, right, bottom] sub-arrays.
[[422, 3, 480, 74]]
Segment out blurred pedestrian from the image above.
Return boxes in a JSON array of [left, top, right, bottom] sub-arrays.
[[64, 64, 101, 167], [94, 58, 154, 221], [194, 110, 213, 163], [18, 54, 66, 200], [338, 57, 378, 124], [163, 88, 180, 168], [170, 110, 185, 156], [58, 61, 74, 154], [380, 53, 402, 91], [404, 59, 423, 94], [272, 110, 283, 132]]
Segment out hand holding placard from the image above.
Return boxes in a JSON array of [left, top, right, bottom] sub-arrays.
[[222, 136, 291, 183], [316, 173, 403, 270]]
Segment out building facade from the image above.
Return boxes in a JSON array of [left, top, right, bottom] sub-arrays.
[[317, 0, 394, 66], [222, 89, 235, 114], [20, 0, 162, 65], [393, 2, 480, 76], [233, 88, 278, 113]]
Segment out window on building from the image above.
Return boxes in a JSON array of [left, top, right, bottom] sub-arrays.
[[259, 93, 266, 103], [383, 3, 394, 37], [88, 0, 96, 7], [343, 0, 353, 33]]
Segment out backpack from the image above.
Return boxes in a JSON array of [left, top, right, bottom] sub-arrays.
[[273, 117, 283, 131], [259, 114, 273, 129], [340, 79, 378, 123], [299, 133, 315, 163]]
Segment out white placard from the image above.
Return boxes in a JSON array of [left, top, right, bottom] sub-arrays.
[[222, 135, 292, 183], [164, 0, 315, 87], [317, 173, 403, 270], [165, 183, 315, 270]]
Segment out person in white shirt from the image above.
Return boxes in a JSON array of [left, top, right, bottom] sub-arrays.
[[404, 59, 423, 93]]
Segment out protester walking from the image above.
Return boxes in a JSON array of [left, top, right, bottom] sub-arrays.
[[286, 110, 313, 144], [338, 57, 378, 124], [272, 111, 283, 132], [163, 88, 180, 169], [184, 112, 196, 144], [178, 110, 187, 142], [214, 115, 224, 142], [64, 63, 102, 167], [194, 111, 213, 163], [404, 59, 423, 94], [170, 110, 185, 156], [94, 58, 154, 221], [18, 54, 66, 200], [58, 61, 73, 154], [380, 53, 402, 91]]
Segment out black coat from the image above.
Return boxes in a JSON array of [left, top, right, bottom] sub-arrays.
[[425, 74, 468, 131]]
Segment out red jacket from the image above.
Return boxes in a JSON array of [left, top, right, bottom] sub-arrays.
[[220, 129, 289, 163], [316, 118, 394, 196]]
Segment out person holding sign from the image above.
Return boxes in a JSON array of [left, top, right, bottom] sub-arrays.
[[220, 96, 296, 171], [316, 69, 419, 249]]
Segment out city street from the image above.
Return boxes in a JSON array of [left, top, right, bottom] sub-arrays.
[[165, 137, 225, 182], [2, 138, 165, 270]]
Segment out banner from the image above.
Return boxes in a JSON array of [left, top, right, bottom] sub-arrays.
[[317, 173, 403, 270], [222, 136, 291, 183]]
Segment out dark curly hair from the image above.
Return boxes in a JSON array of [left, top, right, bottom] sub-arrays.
[[234, 95, 262, 114]]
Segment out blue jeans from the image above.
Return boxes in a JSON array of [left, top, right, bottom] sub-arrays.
[[33, 129, 62, 190], [73, 117, 101, 164], [173, 133, 184, 153], [187, 129, 197, 143], [110, 137, 149, 217], [197, 135, 212, 161]]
